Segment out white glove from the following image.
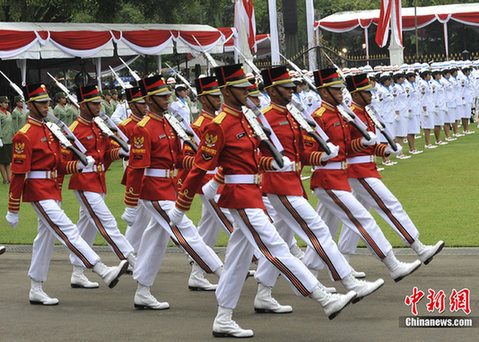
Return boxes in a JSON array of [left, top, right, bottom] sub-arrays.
[[168, 207, 185, 227], [361, 132, 377, 146], [202, 179, 220, 200], [0, 138, 3, 148], [6, 211, 19, 229], [119, 148, 129, 158], [272, 156, 294, 172], [385, 143, 403, 156], [121, 206, 137, 226], [78, 156, 95, 170], [320, 143, 339, 162]]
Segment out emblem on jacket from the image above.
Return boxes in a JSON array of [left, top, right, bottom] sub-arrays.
[[133, 136, 144, 149], [14, 143, 25, 154], [204, 133, 218, 147]]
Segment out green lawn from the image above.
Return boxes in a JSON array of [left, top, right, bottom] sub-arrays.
[[1, 126, 477, 247]]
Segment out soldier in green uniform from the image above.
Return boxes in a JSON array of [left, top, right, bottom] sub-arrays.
[[0, 96, 14, 184], [100, 89, 114, 117], [65, 98, 79, 126], [53, 92, 68, 124], [11, 95, 28, 133], [111, 89, 119, 112]]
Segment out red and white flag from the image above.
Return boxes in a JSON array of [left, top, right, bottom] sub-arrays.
[[375, 0, 403, 48], [234, 0, 257, 52]]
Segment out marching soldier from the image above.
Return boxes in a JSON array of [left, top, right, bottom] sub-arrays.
[[11, 95, 28, 133], [118, 86, 150, 253], [122, 75, 223, 310], [301, 68, 422, 283], [333, 73, 444, 269], [171, 64, 356, 338], [0, 95, 14, 184], [253, 66, 384, 314], [64, 85, 135, 288], [5, 83, 128, 305]]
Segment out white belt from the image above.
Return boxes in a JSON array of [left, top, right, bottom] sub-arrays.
[[266, 161, 301, 173], [314, 161, 347, 170], [26, 170, 57, 179], [347, 155, 376, 164], [224, 174, 262, 184], [81, 164, 105, 173], [206, 167, 219, 175], [144, 168, 177, 178]]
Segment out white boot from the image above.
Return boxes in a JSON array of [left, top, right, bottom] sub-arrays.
[[71, 265, 99, 289], [29, 279, 59, 305], [188, 262, 217, 291], [0, 245, 5, 255], [410, 240, 445, 264], [290, 242, 305, 260], [126, 253, 136, 274], [134, 283, 169, 310], [341, 273, 384, 303], [343, 254, 366, 278], [254, 283, 293, 313], [92, 260, 128, 288], [212, 306, 254, 338], [382, 251, 421, 282], [310, 285, 356, 320]]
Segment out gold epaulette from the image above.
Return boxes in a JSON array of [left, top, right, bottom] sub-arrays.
[[261, 105, 272, 114], [69, 121, 79, 132], [193, 116, 204, 128], [138, 116, 150, 127], [212, 112, 226, 124], [313, 107, 326, 118], [18, 123, 31, 134], [120, 117, 132, 126]]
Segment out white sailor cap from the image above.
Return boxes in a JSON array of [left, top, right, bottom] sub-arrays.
[[413, 62, 422, 69], [400, 63, 409, 70], [363, 65, 373, 72]]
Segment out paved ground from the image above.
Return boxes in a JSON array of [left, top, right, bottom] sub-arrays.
[[0, 246, 477, 341]]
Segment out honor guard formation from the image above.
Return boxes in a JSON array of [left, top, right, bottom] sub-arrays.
[[6, 56, 479, 337]]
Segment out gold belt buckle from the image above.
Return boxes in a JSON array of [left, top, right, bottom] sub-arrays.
[[254, 174, 262, 184]]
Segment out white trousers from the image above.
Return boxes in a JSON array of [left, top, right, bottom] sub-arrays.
[[337, 178, 420, 255], [28, 199, 101, 282], [255, 194, 351, 286], [196, 194, 234, 248], [216, 208, 320, 309], [69, 191, 134, 267], [133, 200, 222, 287], [125, 201, 151, 253], [303, 188, 393, 271]]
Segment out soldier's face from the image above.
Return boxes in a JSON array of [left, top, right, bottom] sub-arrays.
[[80, 101, 101, 120], [131, 102, 148, 117], [28, 101, 49, 120], [59, 98, 66, 105], [320, 87, 343, 106], [228, 86, 248, 106], [148, 95, 170, 113], [0, 102, 8, 109], [206, 94, 222, 111]]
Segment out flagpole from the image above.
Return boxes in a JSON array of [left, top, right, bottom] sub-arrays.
[[305, 0, 316, 70], [268, 0, 280, 65]]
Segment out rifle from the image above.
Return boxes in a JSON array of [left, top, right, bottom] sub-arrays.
[[233, 46, 262, 78], [109, 66, 132, 89], [193, 38, 284, 168], [46, 72, 79, 109], [119, 57, 141, 82], [46, 122, 88, 166], [365, 105, 397, 151], [0, 71, 24, 101], [93, 116, 129, 153], [47, 112, 87, 153], [164, 113, 198, 153]]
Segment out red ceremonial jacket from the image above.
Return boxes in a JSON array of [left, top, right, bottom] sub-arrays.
[[8, 117, 80, 211], [176, 104, 276, 210], [310, 101, 366, 191], [118, 113, 142, 185], [260, 102, 326, 196], [67, 116, 121, 194], [124, 111, 194, 205], [347, 102, 387, 179]]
